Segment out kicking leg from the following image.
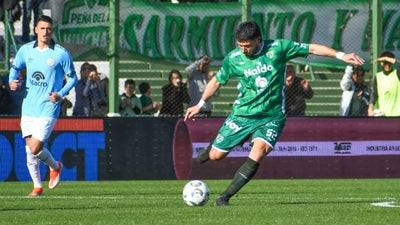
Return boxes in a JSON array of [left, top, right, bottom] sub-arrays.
[[197, 144, 228, 163], [216, 139, 272, 206], [196, 144, 212, 163]]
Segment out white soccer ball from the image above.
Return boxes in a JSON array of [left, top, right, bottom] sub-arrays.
[[182, 180, 210, 206]]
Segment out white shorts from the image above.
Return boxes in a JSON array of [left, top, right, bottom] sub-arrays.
[[20, 116, 57, 141]]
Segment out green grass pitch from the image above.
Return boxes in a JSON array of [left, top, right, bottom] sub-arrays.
[[0, 179, 399, 225]]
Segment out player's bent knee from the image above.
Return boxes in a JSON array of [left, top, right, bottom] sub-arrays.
[[209, 149, 226, 161], [27, 139, 44, 155]]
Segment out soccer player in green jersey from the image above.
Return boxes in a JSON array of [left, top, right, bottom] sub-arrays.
[[184, 21, 364, 206]]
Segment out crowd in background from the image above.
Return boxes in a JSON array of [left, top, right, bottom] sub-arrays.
[[0, 0, 399, 117], [1, 51, 400, 117]]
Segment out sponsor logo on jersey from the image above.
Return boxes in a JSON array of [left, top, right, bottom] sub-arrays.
[[225, 119, 242, 132], [244, 62, 273, 77], [30, 72, 48, 87]]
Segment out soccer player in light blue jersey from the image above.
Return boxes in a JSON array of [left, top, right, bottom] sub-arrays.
[[9, 15, 77, 197], [185, 21, 364, 206]]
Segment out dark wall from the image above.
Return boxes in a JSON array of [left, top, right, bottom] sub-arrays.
[[104, 117, 178, 180]]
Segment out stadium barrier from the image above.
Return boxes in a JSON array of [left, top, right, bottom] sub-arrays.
[[173, 117, 400, 179], [1, 117, 400, 181], [0, 117, 177, 181]]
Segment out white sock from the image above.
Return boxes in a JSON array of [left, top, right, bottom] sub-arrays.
[[26, 146, 42, 188], [35, 148, 59, 170]]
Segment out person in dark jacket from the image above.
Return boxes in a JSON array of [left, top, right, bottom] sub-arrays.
[[160, 69, 190, 116], [0, 76, 12, 115], [285, 65, 314, 116]]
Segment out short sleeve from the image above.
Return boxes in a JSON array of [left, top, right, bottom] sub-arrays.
[[282, 39, 309, 61], [215, 57, 232, 85]]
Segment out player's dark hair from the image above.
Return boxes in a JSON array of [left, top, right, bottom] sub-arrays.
[[139, 82, 150, 94], [35, 15, 53, 27], [235, 21, 261, 42], [168, 69, 182, 84], [125, 79, 135, 87], [380, 51, 395, 59]]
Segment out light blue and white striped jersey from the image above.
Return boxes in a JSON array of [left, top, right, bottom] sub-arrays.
[[9, 41, 77, 118]]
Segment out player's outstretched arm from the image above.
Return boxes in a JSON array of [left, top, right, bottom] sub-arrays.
[[184, 76, 220, 121], [309, 44, 365, 66]]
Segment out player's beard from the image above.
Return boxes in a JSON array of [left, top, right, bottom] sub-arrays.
[[244, 44, 261, 57]]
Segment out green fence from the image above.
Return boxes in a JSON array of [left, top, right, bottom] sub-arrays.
[[2, 0, 399, 116]]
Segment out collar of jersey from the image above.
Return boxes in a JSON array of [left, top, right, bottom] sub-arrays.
[[247, 41, 266, 59], [33, 39, 56, 50]]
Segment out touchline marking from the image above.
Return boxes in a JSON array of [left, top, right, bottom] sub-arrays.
[[0, 195, 178, 200], [371, 201, 400, 208], [0, 196, 395, 202]]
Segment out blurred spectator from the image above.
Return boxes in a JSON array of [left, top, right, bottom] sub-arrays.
[[119, 79, 142, 116], [73, 62, 91, 116], [83, 64, 108, 117], [0, 0, 21, 33], [340, 65, 370, 116], [22, 0, 48, 42], [369, 51, 400, 116], [139, 82, 160, 116], [0, 75, 12, 115], [185, 55, 214, 117], [285, 65, 313, 116], [160, 69, 190, 116]]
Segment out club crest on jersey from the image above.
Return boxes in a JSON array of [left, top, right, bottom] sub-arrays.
[[215, 134, 224, 143], [255, 76, 268, 89], [266, 51, 274, 58], [46, 58, 55, 67], [244, 62, 273, 77]]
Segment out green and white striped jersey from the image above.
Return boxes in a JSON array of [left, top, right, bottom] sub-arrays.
[[216, 39, 309, 117]]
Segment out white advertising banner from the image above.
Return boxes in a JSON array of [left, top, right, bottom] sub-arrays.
[[192, 141, 400, 158]]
